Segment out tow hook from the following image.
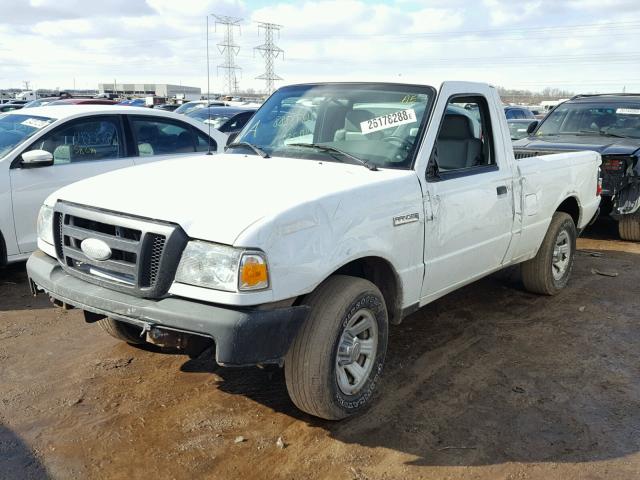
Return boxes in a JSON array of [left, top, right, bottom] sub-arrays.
[[49, 296, 74, 310], [146, 327, 189, 349]]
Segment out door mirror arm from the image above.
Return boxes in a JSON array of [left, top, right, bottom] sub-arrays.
[[226, 132, 239, 146], [426, 148, 441, 182]]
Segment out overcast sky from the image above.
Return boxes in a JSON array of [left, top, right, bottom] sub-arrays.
[[0, 0, 638, 94]]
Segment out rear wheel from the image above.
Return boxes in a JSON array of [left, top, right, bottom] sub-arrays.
[[618, 211, 640, 241], [284, 275, 388, 420], [521, 212, 576, 295], [98, 318, 145, 344]]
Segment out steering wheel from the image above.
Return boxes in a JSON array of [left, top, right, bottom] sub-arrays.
[[383, 135, 413, 150], [382, 135, 415, 163]]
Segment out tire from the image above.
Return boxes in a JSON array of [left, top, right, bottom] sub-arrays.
[[618, 211, 640, 241], [98, 317, 145, 344], [521, 212, 576, 295], [284, 275, 388, 420]]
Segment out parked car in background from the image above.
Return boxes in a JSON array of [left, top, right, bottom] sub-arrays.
[[22, 93, 74, 109], [0, 105, 226, 264], [23, 97, 63, 108], [514, 93, 640, 240], [187, 106, 257, 137], [508, 119, 538, 141], [118, 99, 147, 107], [48, 98, 118, 106], [153, 104, 180, 112], [0, 103, 25, 113], [27, 81, 600, 420], [504, 106, 535, 120], [174, 100, 228, 115]]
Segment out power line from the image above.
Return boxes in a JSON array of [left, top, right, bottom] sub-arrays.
[[213, 14, 242, 94], [281, 51, 640, 68], [254, 22, 284, 94], [285, 19, 640, 40]]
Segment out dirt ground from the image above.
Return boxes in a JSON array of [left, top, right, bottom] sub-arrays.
[[1, 219, 639, 480]]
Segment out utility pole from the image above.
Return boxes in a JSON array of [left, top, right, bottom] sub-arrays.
[[254, 22, 284, 94], [213, 14, 242, 95]]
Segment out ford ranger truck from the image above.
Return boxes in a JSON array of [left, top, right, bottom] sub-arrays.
[[27, 82, 601, 420]]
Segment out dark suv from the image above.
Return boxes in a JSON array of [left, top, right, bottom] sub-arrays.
[[513, 94, 640, 241], [504, 106, 535, 120]]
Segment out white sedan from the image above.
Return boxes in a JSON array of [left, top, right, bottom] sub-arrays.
[[0, 105, 227, 264]]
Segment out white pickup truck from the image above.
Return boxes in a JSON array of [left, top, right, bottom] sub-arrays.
[[27, 81, 601, 420]]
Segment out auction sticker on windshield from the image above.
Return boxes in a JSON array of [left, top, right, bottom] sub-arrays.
[[617, 108, 640, 115], [21, 118, 52, 129], [361, 109, 417, 134]]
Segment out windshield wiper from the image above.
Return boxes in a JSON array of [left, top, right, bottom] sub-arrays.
[[287, 143, 378, 171], [226, 141, 270, 158], [578, 130, 627, 138]]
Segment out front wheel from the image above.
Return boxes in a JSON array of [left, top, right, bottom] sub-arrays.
[[98, 317, 145, 344], [284, 275, 388, 420], [521, 212, 576, 295]]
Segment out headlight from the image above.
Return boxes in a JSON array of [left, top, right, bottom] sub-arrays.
[[37, 205, 54, 245], [175, 241, 269, 292]]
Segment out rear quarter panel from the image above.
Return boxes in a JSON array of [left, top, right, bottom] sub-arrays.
[[512, 150, 601, 262]]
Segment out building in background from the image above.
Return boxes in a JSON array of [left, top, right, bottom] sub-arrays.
[[98, 83, 201, 100]]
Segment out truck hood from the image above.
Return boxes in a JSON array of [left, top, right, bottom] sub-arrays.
[[514, 135, 640, 156], [46, 153, 413, 245]]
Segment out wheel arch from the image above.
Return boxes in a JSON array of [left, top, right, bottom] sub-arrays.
[[325, 256, 404, 325], [555, 195, 581, 226], [0, 229, 6, 266]]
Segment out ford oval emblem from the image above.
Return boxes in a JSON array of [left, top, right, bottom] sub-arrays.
[[80, 238, 112, 261]]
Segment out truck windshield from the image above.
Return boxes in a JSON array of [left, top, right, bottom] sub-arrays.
[[230, 83, 435, 169], [0, 113, 54, 158], [537, 102, 640, 139]]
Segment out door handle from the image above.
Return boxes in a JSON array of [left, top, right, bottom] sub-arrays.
[[496, 185, 508, 196]]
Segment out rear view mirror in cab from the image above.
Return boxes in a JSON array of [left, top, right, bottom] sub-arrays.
[[21, 149, 54, 168], [526, 120, 539, 135]]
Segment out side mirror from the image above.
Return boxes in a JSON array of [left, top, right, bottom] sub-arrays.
[[226, 132, 239, 146], [21, 149, 54, 168], [526, 120, 539, 135]]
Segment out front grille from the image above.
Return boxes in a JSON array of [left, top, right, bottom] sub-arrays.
[[54, 202, 187, 298], [139, 233, 166, 288]]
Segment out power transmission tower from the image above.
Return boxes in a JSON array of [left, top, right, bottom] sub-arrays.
[[213, 14, 242, 95], [255, 22, 284, 94]]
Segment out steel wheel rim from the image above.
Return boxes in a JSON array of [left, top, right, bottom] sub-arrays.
[[552, 229, 571, 280], [336, 308, 378, 396]]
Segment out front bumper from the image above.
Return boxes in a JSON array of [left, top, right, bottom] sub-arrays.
[[27, 250, 308, 366]]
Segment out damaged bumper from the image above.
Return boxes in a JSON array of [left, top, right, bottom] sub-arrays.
[[611, 181, 640, 219], [27, 250, 308, 366]]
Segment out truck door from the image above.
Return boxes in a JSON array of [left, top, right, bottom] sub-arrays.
[[419, 90, 515, 302]]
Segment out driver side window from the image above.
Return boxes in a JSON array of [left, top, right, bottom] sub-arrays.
[[430, 95, 494, 175], [27, 117, 123, 165]]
